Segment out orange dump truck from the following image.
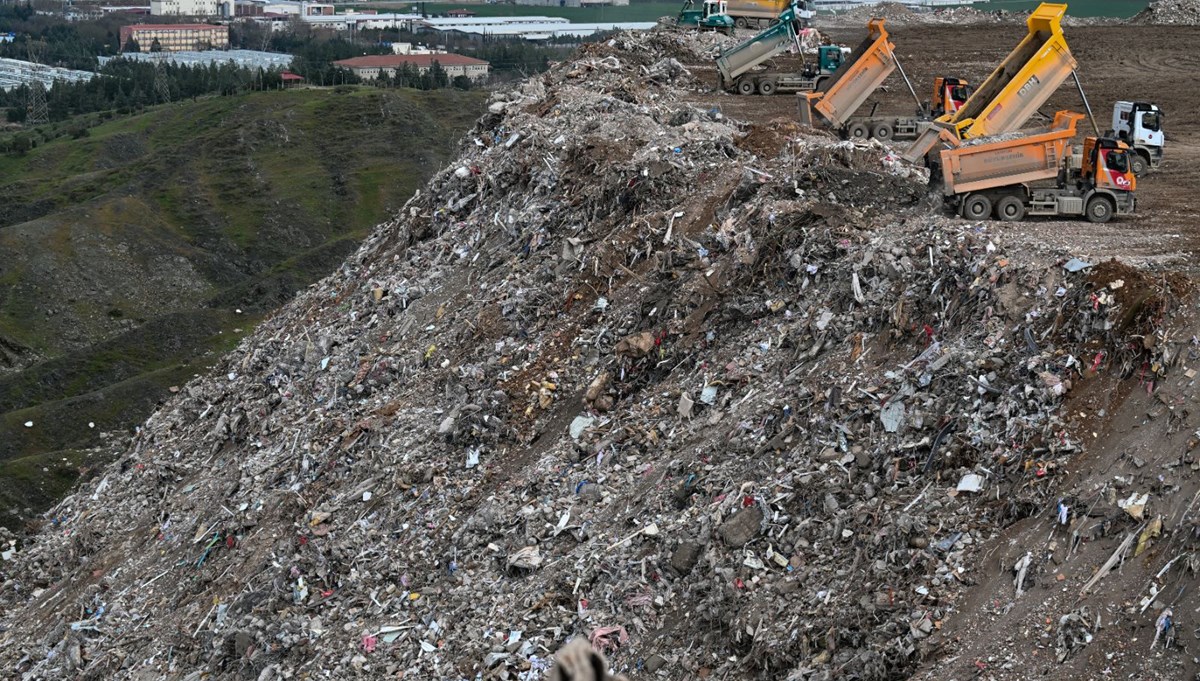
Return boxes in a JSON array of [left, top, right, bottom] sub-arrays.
[[942, 111, 1136, 223], [796, 20, 973, 142]]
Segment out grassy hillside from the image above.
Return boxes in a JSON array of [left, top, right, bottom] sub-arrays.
[[0, 86, 486, 527]]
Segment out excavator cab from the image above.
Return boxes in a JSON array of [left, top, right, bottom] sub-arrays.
[[931, 77, 973, 117], [1082, 137, 1136, 193], [818, 44, 845, 73], [801, 45, 845, 80]]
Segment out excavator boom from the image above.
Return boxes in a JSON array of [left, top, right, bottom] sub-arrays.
[[902, 2, 1078, 163]]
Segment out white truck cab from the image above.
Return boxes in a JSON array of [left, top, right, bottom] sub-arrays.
[[1111, 101, 1164, 174]]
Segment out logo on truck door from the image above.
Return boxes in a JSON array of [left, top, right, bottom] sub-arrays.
[[1017, 75, 1041, 98]]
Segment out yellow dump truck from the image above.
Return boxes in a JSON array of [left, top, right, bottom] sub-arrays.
[[902, 2, 1078, 163], [941, 111, 1136, 223]]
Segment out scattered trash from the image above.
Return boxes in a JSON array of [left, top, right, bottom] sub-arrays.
[[1055, 607, 1096, 661], [956, 473, 984, 494], [1063, 257, 1094, 273], [1119, 491, 1149, 519]]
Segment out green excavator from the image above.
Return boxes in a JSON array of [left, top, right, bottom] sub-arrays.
[[677, 0, 736, 34]]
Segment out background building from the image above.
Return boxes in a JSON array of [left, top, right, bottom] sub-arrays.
[[333, 53, 489, 82], [0, 57, 95, 91], [104, 48, 293, 69], [150, 0, 233, 16], [119, 23, 231, 51]]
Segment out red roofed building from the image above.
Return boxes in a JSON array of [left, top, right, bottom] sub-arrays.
[[119, 23, 230, 52], [333, 53, 490, 82], [280, 71, 305, 89]]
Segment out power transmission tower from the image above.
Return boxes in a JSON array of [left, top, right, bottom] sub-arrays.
[[154, 58, 171, 104], [25, 41, 48, 126]]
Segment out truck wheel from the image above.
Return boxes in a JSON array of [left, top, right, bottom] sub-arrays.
[[847, 122, 870, 140], [1085, 196, 1114, 224], [814, 76, 830, 92], [962, 194, 992, 220], [737, 78, 755, 95], [995, 195, 1025, 222], [871, 123, 893, 142], [1130, 153, 1148, 176], [734, 17, 748, 29], [758, 79, 776, 96]]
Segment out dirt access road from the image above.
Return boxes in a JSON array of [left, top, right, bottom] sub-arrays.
[[679, 23, 1199, 271]]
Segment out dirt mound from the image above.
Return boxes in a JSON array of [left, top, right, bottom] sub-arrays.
[[0, 25, 1191, 681], [1131, 0, 1200, 24]]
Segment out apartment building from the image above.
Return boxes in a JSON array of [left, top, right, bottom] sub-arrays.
[[119, 23, 231, 51]]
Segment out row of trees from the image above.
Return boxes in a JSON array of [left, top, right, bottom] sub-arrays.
[[1, 59, 291, 123], [0, 4, 130, 70]]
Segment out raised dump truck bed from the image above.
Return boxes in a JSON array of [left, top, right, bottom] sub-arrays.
[[902, 2, 1078, 163], [715, 1, 827, 95], [800, 18, 896, 128]]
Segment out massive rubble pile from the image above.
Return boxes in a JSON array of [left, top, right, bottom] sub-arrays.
[[0, 27, 1187, 681], [826, 2, 1011, 27], [1131, 0, 1200, 24]]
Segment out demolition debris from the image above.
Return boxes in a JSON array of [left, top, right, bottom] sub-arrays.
[[0, 25, 1190, 681]]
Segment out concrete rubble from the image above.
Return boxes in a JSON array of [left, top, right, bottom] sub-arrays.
[[0, 26, 1190, 681], [1131, 0, 1200, 24]]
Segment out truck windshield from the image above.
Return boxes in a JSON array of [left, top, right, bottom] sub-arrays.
[[1141, 111, 1160, 131], [1106, 150, 1129, 173]]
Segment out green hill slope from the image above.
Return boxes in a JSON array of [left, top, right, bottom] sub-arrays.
[[0, 86, 486, 527]]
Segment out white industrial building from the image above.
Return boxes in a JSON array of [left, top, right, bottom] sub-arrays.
[[150, 0, 233, 17], [101, 49, 294, 70], [815, 0, 981, 8], [429, 20, 656, 39], [513, 0, 629, 5], [0, 57, 95, 92], [298, 13, 424, 31], [416, 15, 571, 30]]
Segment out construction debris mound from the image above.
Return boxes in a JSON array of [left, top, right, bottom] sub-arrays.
[[1131, 0, 1200, 24], [0, 27, 1184, 681]]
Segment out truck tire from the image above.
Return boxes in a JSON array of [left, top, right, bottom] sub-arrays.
[[814, 76, 830, 93], [758, 79, 776, 96], [1085, 196, 1114, 224], [962, 194, 992, 220], [1130, 153, 1148, 176], [871, 123, 893, 142], [847, 122, 870, 140], [994, 195, 1025, 222], [737, 78, 755, 95], [734, 17, 748, 29]]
